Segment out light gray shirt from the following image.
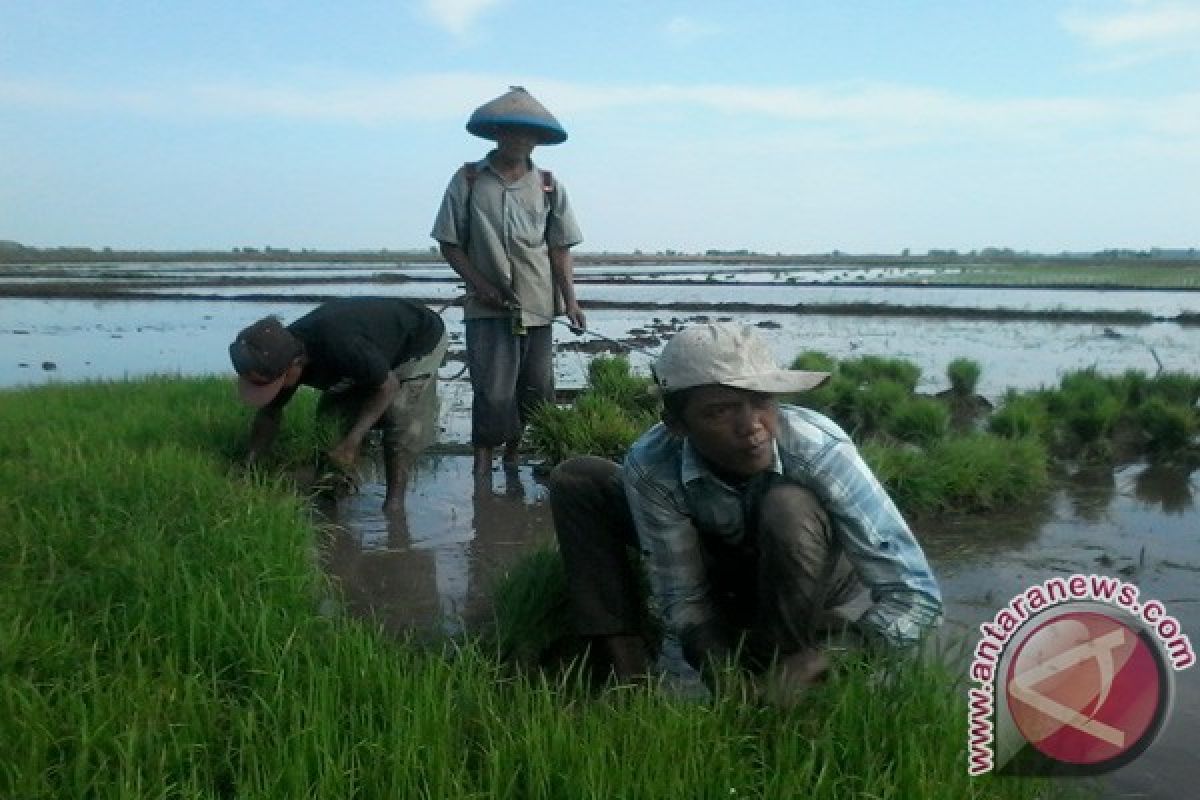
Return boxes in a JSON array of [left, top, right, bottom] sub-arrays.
[[431, 154, 583, 326]]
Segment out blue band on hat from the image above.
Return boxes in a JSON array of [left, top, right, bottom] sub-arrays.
[[466, 113, 567, 145]]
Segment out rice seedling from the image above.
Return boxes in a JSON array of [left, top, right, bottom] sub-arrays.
[[862, 434, 1049, 514], [528, 356, 657, 465], [527, 394, 651, 465], [1144, 371, 1200, 407], [885, 395, 951, 447], [987, 392, 1052, 440], [946, 357, 982, 397], [1049, 370, 1125, 456], [586, 355, 658, 415], [851, 378, 909, 438], [790, 350, 837, 373], [839, 355, 922, 392], [1136, 397, 1198, 454]]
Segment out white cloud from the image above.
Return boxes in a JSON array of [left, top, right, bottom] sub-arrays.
[[420, 0, 505, 37], [663, 15, 721, 45], [1, 72, 1195, 152], [1061, 1, 1200, 58]]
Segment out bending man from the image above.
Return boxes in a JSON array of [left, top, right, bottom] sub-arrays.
[[229, 296, 447, 513]]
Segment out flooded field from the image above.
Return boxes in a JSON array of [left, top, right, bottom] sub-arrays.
[[3, 260, 1198, 797]]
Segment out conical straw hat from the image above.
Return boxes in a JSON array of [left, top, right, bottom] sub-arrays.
[[466, 86, 567, 145]]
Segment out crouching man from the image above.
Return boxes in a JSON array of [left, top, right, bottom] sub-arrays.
[[229, 296, 447, 513], [550, 322, 942, 700]]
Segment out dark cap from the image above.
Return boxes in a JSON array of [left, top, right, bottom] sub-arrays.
[[228, 316, 304, 407]]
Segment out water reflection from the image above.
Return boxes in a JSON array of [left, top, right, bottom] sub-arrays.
[[1131, 463, 1197, 514], [916, 495, 1054, 564], [320, 455, 553, 638], [1064, 465, 1117, 522]]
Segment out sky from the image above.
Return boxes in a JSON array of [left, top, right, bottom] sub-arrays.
[[1, 0, 1198, 254]]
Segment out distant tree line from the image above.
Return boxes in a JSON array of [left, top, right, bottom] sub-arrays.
[[1, 240, 1197, 266]]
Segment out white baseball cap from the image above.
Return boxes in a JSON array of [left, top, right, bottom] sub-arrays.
[[653, 322, 829, 394]]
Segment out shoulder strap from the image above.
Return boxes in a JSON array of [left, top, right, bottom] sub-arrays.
[[457, 163, 479, 249], [539, 169, 556, 218]]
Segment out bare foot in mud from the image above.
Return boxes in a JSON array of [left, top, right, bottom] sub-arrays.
[[382, 494, 405, 515]]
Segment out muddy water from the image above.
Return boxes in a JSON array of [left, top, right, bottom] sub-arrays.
[[319, 456, 554, 637], [5, 297, 1199, 404]]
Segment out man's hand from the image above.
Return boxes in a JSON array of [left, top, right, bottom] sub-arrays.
[[473, 281, 519, 311], [564, 301, 586, 334], [326, 438, 360, 474], [760, 649, 831, 709]]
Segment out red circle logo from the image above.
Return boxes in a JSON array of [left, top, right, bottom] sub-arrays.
[[1005, 610, 1165, 767]]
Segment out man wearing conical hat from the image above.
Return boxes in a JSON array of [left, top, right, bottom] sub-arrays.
[[432, 86, 586, 477]]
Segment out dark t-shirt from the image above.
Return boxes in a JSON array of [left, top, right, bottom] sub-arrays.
[[286, 297, 444, 392]]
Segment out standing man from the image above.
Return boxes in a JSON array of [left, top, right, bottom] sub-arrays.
[[549, 323, 942, 698], [432, 86, 586, 477], [228, 296, 447, 513]]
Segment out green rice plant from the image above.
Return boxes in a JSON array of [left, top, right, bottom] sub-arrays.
[[488, 547, 572, 667], [1115, 368, 1150, 407], [858, 442, 945, 513], [839, 355, 921, 392], [1144, 371, 1200, 406], [790, 350, 837, 373], [851, 378, 909, 438], [526, 402, 584, 465], [946, 357, 982, 397], [987, 392, 1052, 440], [527, 394, 651, 465], [885, 396, 951, 447], [797, 373, 858, 424], [1136, 397, 1198, 454], [587, 355, 658, 415], [863, 434, 1049, 514], [1047, 370, 1124, 452]]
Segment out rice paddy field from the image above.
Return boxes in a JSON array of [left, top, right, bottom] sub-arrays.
[[4, 256, 1199, 797]]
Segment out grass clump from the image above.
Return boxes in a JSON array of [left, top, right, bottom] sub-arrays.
[[1137, 397, 1198, 454], [839, 354, 922, 392], [863, 434, 1049, 514], [988, 392, 1052, 440], [886, 395, 951, 447], [946, 357, 982, 397], [528, 356, 656, 465], [791, 350, 837, 373], [1014, 368, 1199, 462]]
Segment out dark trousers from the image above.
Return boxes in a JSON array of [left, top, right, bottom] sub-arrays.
[[549, 456, 867, 667], [464, 319, 554, 448]]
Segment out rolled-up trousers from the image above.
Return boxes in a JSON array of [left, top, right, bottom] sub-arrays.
[[464, 318, 554, 448]]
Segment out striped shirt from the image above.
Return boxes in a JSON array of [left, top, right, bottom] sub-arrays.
[[622, 404, 942, 648]]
